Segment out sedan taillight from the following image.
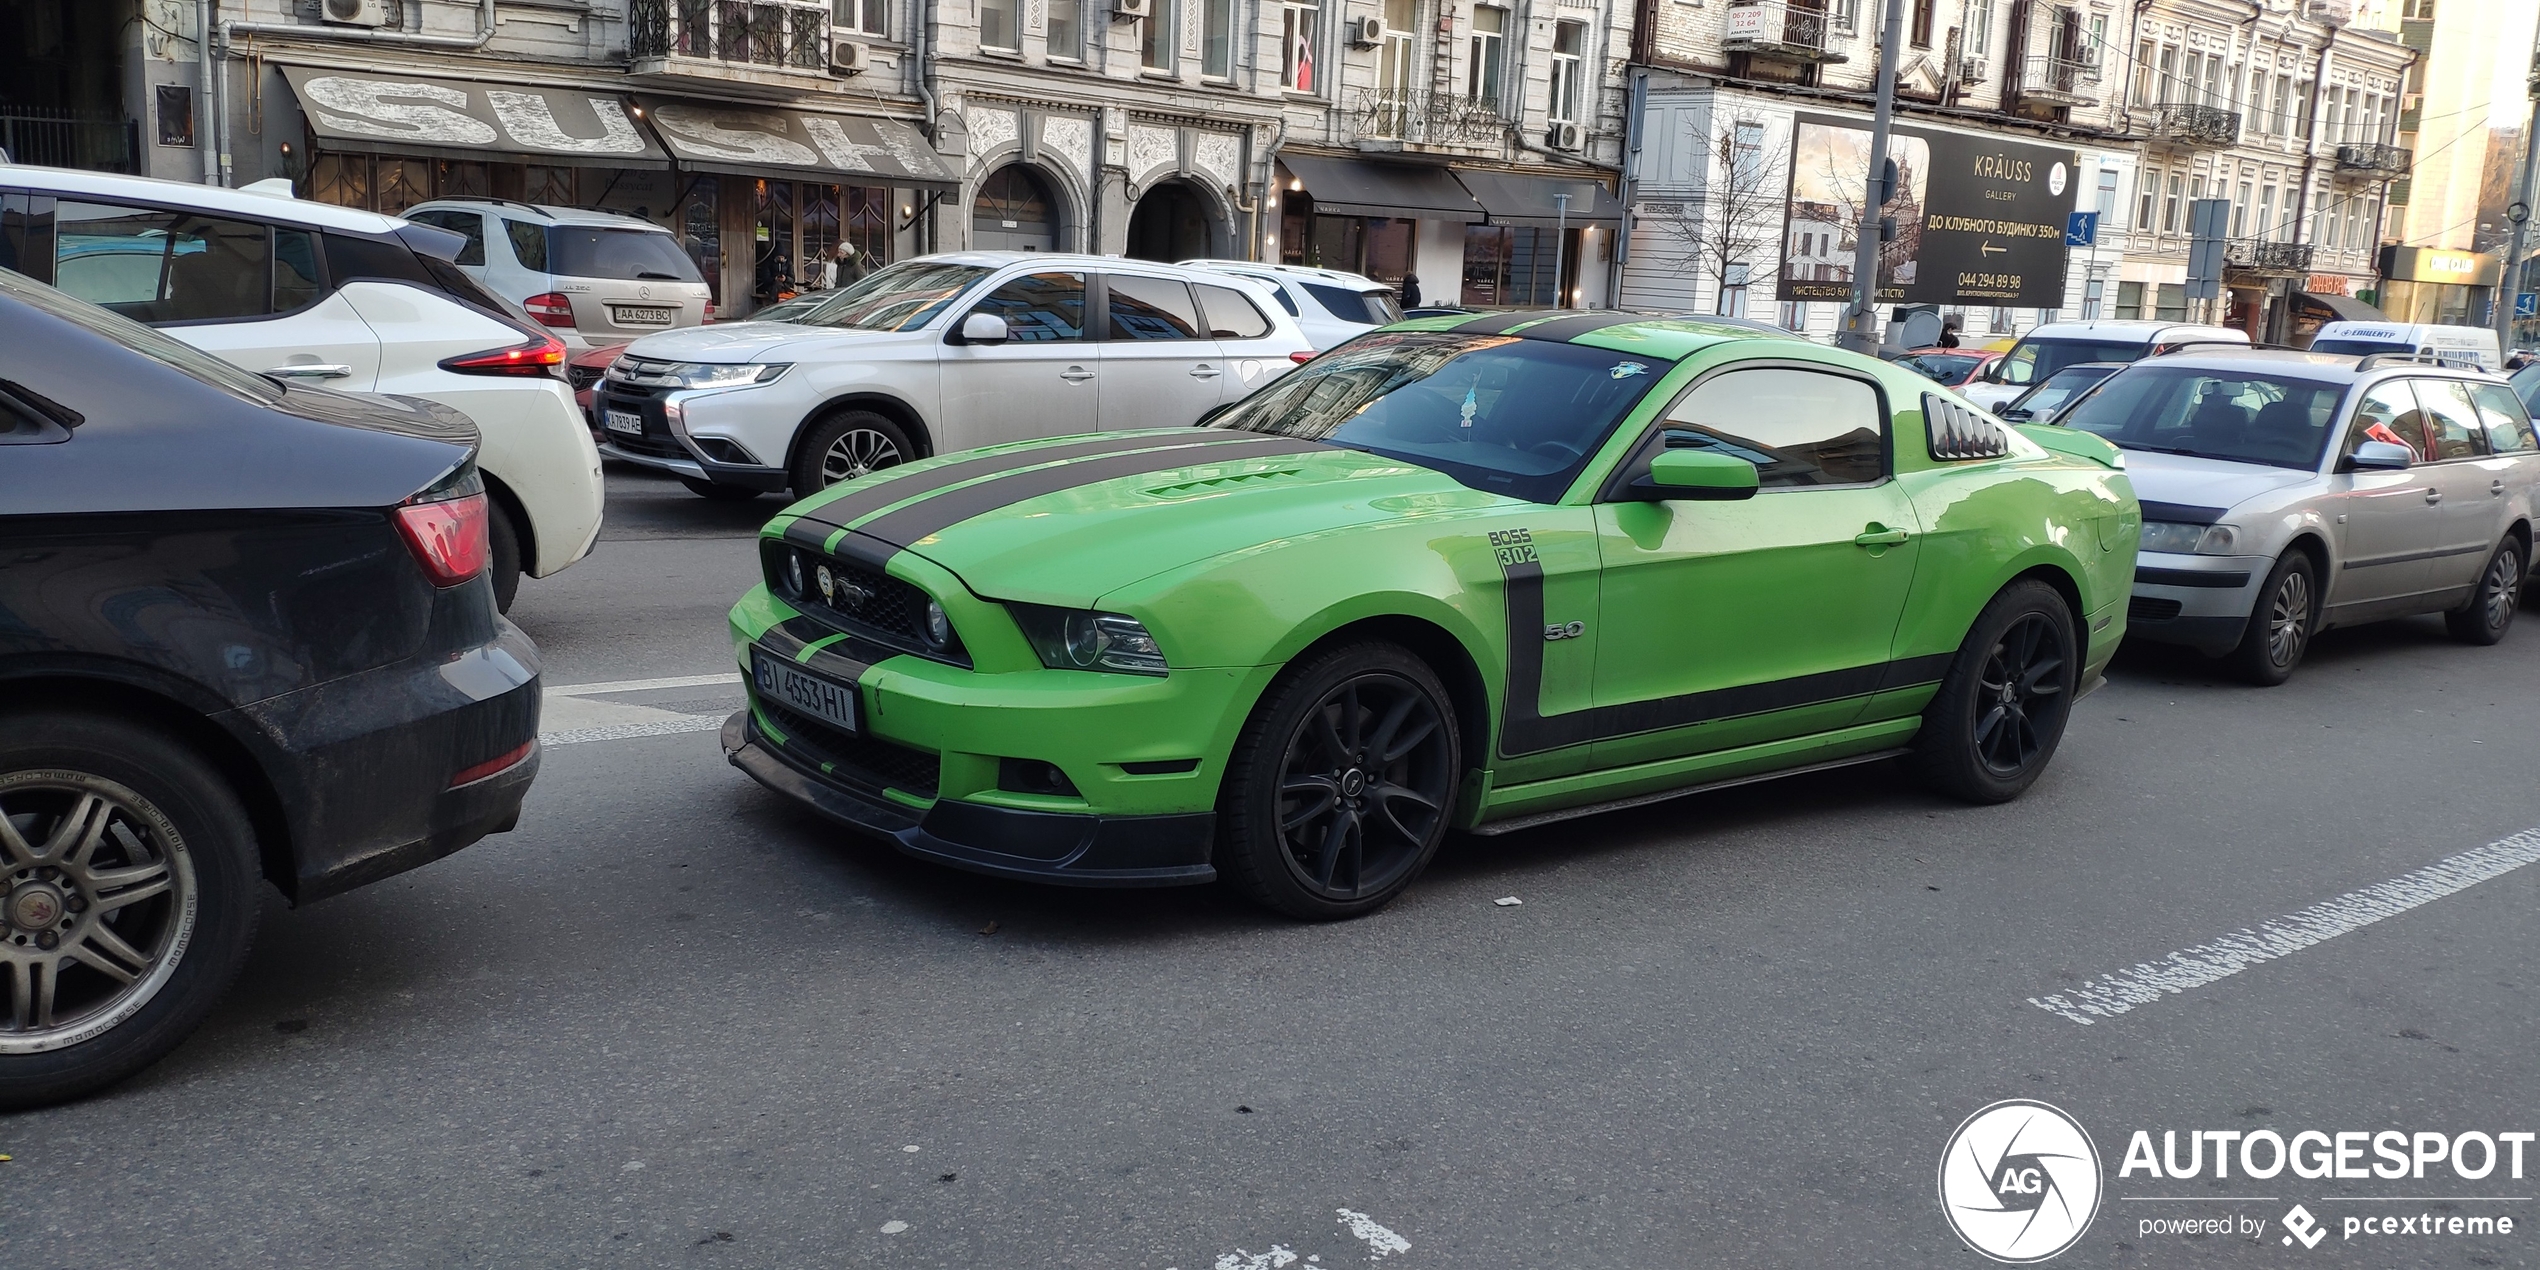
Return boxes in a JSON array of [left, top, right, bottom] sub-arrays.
[[440, 332, 568, 378], [523, 292, 577, 328], [395, 485, 491, 587]]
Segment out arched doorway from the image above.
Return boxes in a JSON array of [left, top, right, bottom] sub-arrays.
[[972, 165, 1059, 251], [1126, 180, 1215, 261]]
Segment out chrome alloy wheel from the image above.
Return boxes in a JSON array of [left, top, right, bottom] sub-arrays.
[[1275, 673, 1453, 902], [0, 773, 196, 1054], [1974, 613, 2071, 777], [2266, 569, 2313, 668], [818, 427, 905, 486], [2484, 547, 2522, 631]]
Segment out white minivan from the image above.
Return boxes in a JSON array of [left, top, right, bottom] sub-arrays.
[[2308, 320, 2502, 371], [1960, 319, 2250, 412]]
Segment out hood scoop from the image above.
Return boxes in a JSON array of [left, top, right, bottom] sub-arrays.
[[1142, 467, 1307, 499]]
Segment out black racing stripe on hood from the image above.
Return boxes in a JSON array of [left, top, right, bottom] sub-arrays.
[[793, 430, 1268, 530], [855, 433, 1333, 548], [1456, 310, 1565, 335], [1512, 313, 1652, 343]]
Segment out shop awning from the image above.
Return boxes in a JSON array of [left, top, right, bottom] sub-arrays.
[[1452, 170, 1623, 228], [1280, 154, 1485, 223], [2296, 290, 2386, 322], [282, 66, 669, 168], [635, 98, 957, 193]]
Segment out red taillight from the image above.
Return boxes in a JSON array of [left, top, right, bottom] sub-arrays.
[[523, 291, 577, 328], [440, 332, 568, 378], [1289, 349, 1318, 364], [702, 302, 718, 323], [395, 490, 491, 586], [449, 740, 533, 788]]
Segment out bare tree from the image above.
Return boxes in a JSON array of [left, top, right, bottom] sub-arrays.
[[1643, 109, 1792, 315]]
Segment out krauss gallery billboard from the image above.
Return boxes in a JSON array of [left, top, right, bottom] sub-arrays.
[[1779, 112, 2077, 308]]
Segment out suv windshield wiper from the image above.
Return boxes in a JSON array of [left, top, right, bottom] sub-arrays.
[[635, 271, 684, 281]]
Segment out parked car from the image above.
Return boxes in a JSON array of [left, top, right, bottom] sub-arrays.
[[0, 269, 539, 1108], [567, 343, 624, 428], [2056, 349, 2540, 684], [1403, 304, 1478, 321], [1997, 362, 2123, 423], [720, 314, 2139, 918], [597, 253, 1311, 500], [1181, 260, 1402, 351], [2309, 320, 2502, 371], [1960, 320, 2249, 412], [0, 166, 604, 612], [1892, 347, 2002, 388], [2515, 359, 2540, 418], [404, 198, 713, 352]]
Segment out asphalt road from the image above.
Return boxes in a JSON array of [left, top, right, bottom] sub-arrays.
[[4, 465, 2534, 1268]]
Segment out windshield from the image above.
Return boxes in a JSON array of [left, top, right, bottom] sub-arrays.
[[0, 266, 280, 404], [798, 261, 989, 331], [2060, 366, 2345, 470], [2007, 366, 2118, 419], [1216, 330, 1670, 502], [1896, 352, 1984, 383], [547, 228, 704, 282], [2513, 361, 2540, 417], [1996, 338, 2148, 386]]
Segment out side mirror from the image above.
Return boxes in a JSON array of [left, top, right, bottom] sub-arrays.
[[958, 312, 1011, 345], [2343, 439, 2414, 471], [1998, 405, 2033, 422], [1642, 449, 1760, 501]]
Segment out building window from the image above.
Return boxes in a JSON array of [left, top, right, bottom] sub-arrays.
[[2136, 169, 2157, 231], [1470, 7, 1507, 109], [1732, 120, 1764, 189], [2082, 276, 2104, 318], [1282, 0, 1320, 91], [2294, 80, 2313, 138], [2115, 279, 2144, 319], [1549, 21, 1586, 125], [2181, 51, 2203, 104], [2323, 204, 2341, 252], [835, 0, 887, 36], [1463, 224, 1573, 305], [2095, 168, 2118, 223], [1967, 0, 1994, 58], [1990, 306, 2015, 333], [2154, 282, 2186, 321], [1200, 0, 1232, 74], [1910, 0, 1934, 48], [2204, 54, 2223, 105], [1050, 0, 1081, 58], [2232, 180, 2251, 236], [1779, 299, 1810, 329], [1376, 0, 1415, 96], [1718, 262, 1751, 317], [2258, 184, 2275, 240], [2156, 46, 2177, 103], [1830, 0, 1858, 30], [980, 0, 1017, 49], [1141, 0, 1176, 69], [2162, 173, 2182, 234]]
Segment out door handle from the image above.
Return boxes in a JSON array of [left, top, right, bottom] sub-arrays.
[[2424, 489, 2442, 504], [1189, 364, 1221, 379], [1058, 366, 1094, 383], [265, 364, 353, 379], [1853, 525, 1912, 547], [2493, 478, 2507, 496]]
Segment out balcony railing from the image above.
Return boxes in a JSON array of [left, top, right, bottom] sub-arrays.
[[2227, 241, 2314, 274], [2149, 103, 2241, 147], [1721, 0, 1842, 62], [2012, 54, 2094, 105], [0, 106, 137, 173], [630, 0, 831, 71], [1351, 89, 1510, 147], [2335, 142, 2410, 178]]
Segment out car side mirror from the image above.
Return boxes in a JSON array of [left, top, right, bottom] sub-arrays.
[[1642, 449, 1760, 501], [958, 313, 1011, 345], [2342, 439, 2414, 472], [1998, 405, 2032, 422]]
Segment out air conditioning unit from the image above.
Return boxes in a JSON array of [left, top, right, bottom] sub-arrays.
[[829, 36, 870, 75], [1111, 0, 1151, 22], [1958, 56, 1987, 84], [1349, 15, 1386, 46], [1548, 121, 1584, 150], [322, 0, 388, 26]]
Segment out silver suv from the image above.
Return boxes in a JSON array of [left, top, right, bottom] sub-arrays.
[[2055, 349, 2540, 684], [405, 198, 712, 351]]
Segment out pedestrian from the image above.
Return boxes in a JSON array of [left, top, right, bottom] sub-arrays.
[[1400, 273, 1422, 309], [829, 241, 869, 289], [1936, 320, 1960, 349]]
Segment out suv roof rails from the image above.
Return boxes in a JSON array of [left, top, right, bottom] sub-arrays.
[[2352, 350, 2485, 372], [426, 195, 553, 216]]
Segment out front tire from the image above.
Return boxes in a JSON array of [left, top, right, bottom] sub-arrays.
[[789, 410, 913, 496], [1217, 643, 1461, 920], [0, 713, 262, 1110], [2226, 551, 2318, 686], [2445, 537, 2524, 645], [1912, 580, 2078, 804]]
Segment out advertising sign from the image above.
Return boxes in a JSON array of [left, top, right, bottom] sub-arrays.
[[1780, 112, 2078, 308]]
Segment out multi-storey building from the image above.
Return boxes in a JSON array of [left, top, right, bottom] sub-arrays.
[[3, 0, 1636, 315]]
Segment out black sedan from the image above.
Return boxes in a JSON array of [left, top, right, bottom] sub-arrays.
[[0, 269, 540, 1107]]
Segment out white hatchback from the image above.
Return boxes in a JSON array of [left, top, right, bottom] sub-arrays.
[[595, 253, 1312, 499], [0, 166, 605, 609]]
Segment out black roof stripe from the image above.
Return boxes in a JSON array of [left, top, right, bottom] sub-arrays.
[[1445, 310, 1659, 345], [855, 433, 1332, 548], [794, 430, 1267, 531]]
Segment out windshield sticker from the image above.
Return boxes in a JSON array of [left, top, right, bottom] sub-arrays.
[[1460, 386, 1479, 428], [1610, 360, 1649, 380]]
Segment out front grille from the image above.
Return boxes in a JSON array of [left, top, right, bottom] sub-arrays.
[[762, 539, 969, 666], [762, 701, 940, 797], [607, 431, 690, 460], [2129, 596, 2184, 623], [567, 364, 607, 391]]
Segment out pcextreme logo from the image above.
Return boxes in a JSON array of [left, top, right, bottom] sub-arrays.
[[1939, 1100, 2105, 1263]]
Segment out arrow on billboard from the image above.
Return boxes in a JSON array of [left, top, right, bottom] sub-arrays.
[[1980, 241, 2008, 257]]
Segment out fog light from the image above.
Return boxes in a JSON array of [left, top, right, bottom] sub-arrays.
[[998, 757, 1080, 797]]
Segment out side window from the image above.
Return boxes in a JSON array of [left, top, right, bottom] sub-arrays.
[[323, 232, 436, 287], [1655, 367, 1887, 487], [2469, 381, 2538, 454], [273, 227, 323, 312], [1105, 274, 1202, 340], [969, 271, 1086, 342], [503, 218, 549, 272], [1195, 283, 1273, 340], [51, 201, 277, 323], [408, 210, 486, 266], [0, 191, 50, 279], [1240, 275, 1301, 316], [2408, 379, 2488, 459], [2347, 379, 2429, 459]]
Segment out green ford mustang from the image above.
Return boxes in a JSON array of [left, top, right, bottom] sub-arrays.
[[722, 313, 2140, 918]]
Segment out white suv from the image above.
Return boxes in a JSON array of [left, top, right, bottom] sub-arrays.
[[405, 199, 713, 352], [1181, 261, 1403, 351], [596, 253, 1311, 499], [0, 166, 604, 610]]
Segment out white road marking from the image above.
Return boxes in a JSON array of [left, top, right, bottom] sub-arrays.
[[2030, 827, 2540, 1025], [540, 716, 727, 747], [1212, 1247, 1298, 1270], [1336, 1210, 1410, 1259], [545, 672, 741, 697]]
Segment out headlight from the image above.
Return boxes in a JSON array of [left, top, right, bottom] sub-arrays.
[[665, 362, 786, 389], [1008, 603, 1169, 676], [2139, 521, 2237, 555], [923, 599, 952, 650]]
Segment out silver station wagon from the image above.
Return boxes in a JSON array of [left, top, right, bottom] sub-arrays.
[[2054, 349, 2540, 684]]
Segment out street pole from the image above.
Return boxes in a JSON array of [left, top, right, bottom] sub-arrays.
[[2495, 52, 2540, 352], [1553, 192, 1572, 308], [1839, 0, 1907, 354]]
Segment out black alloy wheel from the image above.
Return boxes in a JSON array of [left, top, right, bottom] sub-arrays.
[[1219, 644, 1461, 920], [1913, 579, 2079, 804], [1972, 613, 2070, 778]]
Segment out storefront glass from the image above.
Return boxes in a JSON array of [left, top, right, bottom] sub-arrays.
[[1461, 225, 1574, 306]]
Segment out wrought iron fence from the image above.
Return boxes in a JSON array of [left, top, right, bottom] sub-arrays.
[[1351, 89, 1510, 145], [630, 0, 830, 69], [2015, 54, 2092, 101], [1721, 0, 1829, 53], [2227, 241, 2313, 273], [2152, 103, 2240, 146], [2334, 142, 2410, 178], [0, 107, 138, 172]]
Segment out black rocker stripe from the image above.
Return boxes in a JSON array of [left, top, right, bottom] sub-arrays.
[[854, 433, 1332, 548], [1494, 556, 1954, 758], [793, 430, 1272, 531]]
